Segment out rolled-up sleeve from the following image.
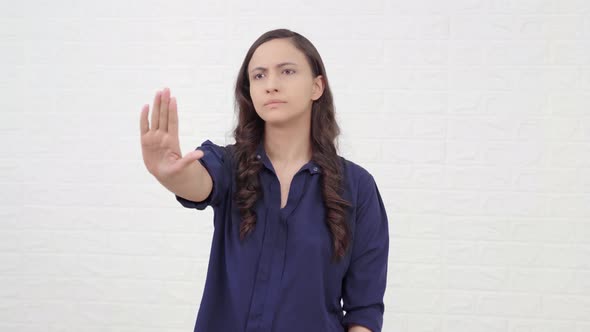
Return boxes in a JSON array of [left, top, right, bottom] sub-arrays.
[[175, 139, 230, 210], [342, 173, 389, 332]]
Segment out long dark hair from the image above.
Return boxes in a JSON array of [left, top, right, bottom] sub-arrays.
[[232, 29, 351, 261]]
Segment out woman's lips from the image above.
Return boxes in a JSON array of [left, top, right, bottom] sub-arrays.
[[265, 101, 286, 107]]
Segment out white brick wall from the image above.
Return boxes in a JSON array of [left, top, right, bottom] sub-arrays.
[[1, 0, 588, 331]]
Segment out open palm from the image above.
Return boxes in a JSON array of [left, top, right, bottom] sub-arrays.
[[139, 88, 203, 180]]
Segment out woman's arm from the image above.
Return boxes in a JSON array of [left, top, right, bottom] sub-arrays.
[[349, 324, 372, 332], [341, 172, 389, 332]]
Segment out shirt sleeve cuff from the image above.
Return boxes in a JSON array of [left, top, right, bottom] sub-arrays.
[[174, 139, 227, 210], [342, 305, 383, 332]]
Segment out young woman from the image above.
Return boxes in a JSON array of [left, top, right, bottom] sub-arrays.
[[140, 29, 389, 332]]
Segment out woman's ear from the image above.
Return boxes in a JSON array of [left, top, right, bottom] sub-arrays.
[[311, 75, 325, 101]]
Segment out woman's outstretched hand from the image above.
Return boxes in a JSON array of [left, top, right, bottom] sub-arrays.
[[139, 87, 204, 181]]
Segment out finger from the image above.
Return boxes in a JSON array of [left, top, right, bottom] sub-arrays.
[[178, 149, 205, 169], [151, 90, 162, 131], [159, 87, 170, 132], [169, 96, 179, 137], [140, 104, 149, 135]]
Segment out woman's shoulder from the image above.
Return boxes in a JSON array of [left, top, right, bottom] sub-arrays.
[[337, 156, 386, 222], [338, 155, 381, 204], [339, 155, 375, 185]]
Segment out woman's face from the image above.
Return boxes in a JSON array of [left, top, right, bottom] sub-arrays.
[[247, 38, 324, 127]]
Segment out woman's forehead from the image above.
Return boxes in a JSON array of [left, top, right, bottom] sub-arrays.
[[248, 39, 306, 69]]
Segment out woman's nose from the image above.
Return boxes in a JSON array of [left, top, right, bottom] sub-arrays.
[[265, 74, 279, 93]]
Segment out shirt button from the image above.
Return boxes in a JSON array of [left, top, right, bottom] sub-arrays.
[[312, 167, 319, 172], [256, 154, 261, 160]]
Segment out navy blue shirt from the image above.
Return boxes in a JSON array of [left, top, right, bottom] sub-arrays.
[[176, 139, 389, 332]]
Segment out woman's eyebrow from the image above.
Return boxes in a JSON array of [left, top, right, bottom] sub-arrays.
[[249, 62, 298, 73]]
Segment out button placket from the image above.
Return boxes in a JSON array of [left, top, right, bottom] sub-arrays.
[[280, 173, 310, 223], [245, 208, 275, 332], [259, 222, 287, 331]]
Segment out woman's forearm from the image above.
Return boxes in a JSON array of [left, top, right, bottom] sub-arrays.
[[348, 325, 371, 332]]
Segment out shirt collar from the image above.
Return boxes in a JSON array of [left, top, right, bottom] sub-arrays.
[[255, 140, 321, 175]]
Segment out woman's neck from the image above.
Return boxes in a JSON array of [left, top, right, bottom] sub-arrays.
[[263, 117, 312, 168]]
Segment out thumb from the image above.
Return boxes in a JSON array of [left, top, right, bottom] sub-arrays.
[[178, 149, 205, 168]]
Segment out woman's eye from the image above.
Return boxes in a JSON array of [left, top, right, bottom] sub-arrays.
[[284, 69, 295, 75], [253, 73, 264, 80]]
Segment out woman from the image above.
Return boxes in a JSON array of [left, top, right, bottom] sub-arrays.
[[139, 29, 389, 332]]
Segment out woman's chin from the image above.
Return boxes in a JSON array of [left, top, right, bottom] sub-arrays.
[[262, 116, 292, 127], [258, 111, 291, 124], [257, 109, 308, 127]]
